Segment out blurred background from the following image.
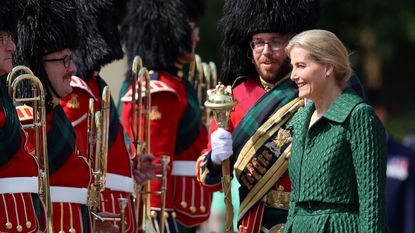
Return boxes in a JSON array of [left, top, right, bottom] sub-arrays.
[[102, 0, 415, 140]]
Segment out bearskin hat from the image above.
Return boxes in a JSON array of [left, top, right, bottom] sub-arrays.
[[73, 0, 126, 80], [121, 0, 192, 71], [220, 0, 320, 85], [0, 0, 17, 36], [14, 0, 80, 108]]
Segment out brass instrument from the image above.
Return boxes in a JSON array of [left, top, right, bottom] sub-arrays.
[[188, 55, 219, 126], [9, 66, 53, 233], [188, 54, 202, 87], [189, 55, 204, 107], [88, 87, 128, 232], [7, 65, 34, 95], [131, 56, 170, 233], [208, 61, 218, 86]]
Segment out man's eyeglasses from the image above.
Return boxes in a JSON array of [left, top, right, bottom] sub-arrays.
[[0, 33, 14, 46], [249, 40, 286, 54], [43, 54, 73, 68]]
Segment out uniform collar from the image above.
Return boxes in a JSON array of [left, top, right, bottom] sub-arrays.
[[259, 73, 291, 91], [321, 87, 364, 123]]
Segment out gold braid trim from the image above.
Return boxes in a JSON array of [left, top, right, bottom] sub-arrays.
[[235, 98, 304, 221]]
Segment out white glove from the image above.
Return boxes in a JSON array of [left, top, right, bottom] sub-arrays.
[[211, 128, 233, 165]]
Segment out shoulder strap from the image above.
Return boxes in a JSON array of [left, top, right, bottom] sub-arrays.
[[121, 80, 177, 103], [16, 105, 34, 122], [236, 98, 304, 220], [70, 76, 97, 100]]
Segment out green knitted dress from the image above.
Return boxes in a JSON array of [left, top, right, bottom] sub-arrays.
[[285, 88, 388, 233]]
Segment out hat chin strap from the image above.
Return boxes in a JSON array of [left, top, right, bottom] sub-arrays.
[[48, 83, 63, 99]]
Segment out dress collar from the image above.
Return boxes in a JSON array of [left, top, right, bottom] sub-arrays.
[[321, 87, 364, 123]]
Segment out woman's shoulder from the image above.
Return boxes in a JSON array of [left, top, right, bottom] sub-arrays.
[[349, 101, 377, 120], [348, 101, 385, 136]]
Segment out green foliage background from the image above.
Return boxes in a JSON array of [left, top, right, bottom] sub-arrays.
[[197, 0, 415, 140]]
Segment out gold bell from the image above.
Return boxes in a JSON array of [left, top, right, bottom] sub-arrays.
[[69, 228, 76, 233], [150, 210, 158, 218], [5, 222, 12, 230], [200, 205, 206, 213], [26, 221, 32, 228], [189, 206, 196, 213], [171, 211, 177, 219], [59, 231, 65, 233], [180, 201, 188, 208], [17, 225, 23, 232]]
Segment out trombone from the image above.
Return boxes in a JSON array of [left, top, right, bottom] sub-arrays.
[[88, 87, 129, 232], [8, 66, 53, 233], [130, 56, 170, 233], [188, 55, 218, 126]]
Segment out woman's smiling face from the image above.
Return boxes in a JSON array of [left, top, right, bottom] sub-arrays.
[[289, 46, 329, 101]]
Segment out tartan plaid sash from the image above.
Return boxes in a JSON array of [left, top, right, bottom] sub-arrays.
[[175, 78, 203, 155], [0, 83, 21, 166], [232, 77, 298, 155], [48, 106, 76, 174]]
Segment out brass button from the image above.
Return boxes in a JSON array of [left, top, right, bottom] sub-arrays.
[[17, 225, 23, 232], [150, 210, 157, 218], [177, 70, 184, 78], [5, 222, 12, 230], [189, 206, 196, 213], [163, 212, 169, 219], [180, 201, 188, 208], [200, 205, 206, 213], [26, 221, 32, 228]]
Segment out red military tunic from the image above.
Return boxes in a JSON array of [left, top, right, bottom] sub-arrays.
[[196, 76, 293, 233], [0, 103, 45, 233], [25, 102, 92, 233], [196, 77, 291, 192], [121, 70, 212, 228], [61, 76, 136, 232]]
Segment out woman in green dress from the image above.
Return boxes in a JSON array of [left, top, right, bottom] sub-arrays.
[[284, 29, 388, 232]]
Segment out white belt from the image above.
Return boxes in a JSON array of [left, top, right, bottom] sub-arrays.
[[171, 161, 196, 176], [105, 173, 134, 193], [50, 186, 88, 204], [0, 177, 39, 194]]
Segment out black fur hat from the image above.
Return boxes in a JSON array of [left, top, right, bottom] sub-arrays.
[[0, 0, 17, 36], [14, 0, 80, 109], [182, 0, 205, 22], [121, 0, 192, 71], [220, 0, 320, 85], [73, 0, 126, 80]]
